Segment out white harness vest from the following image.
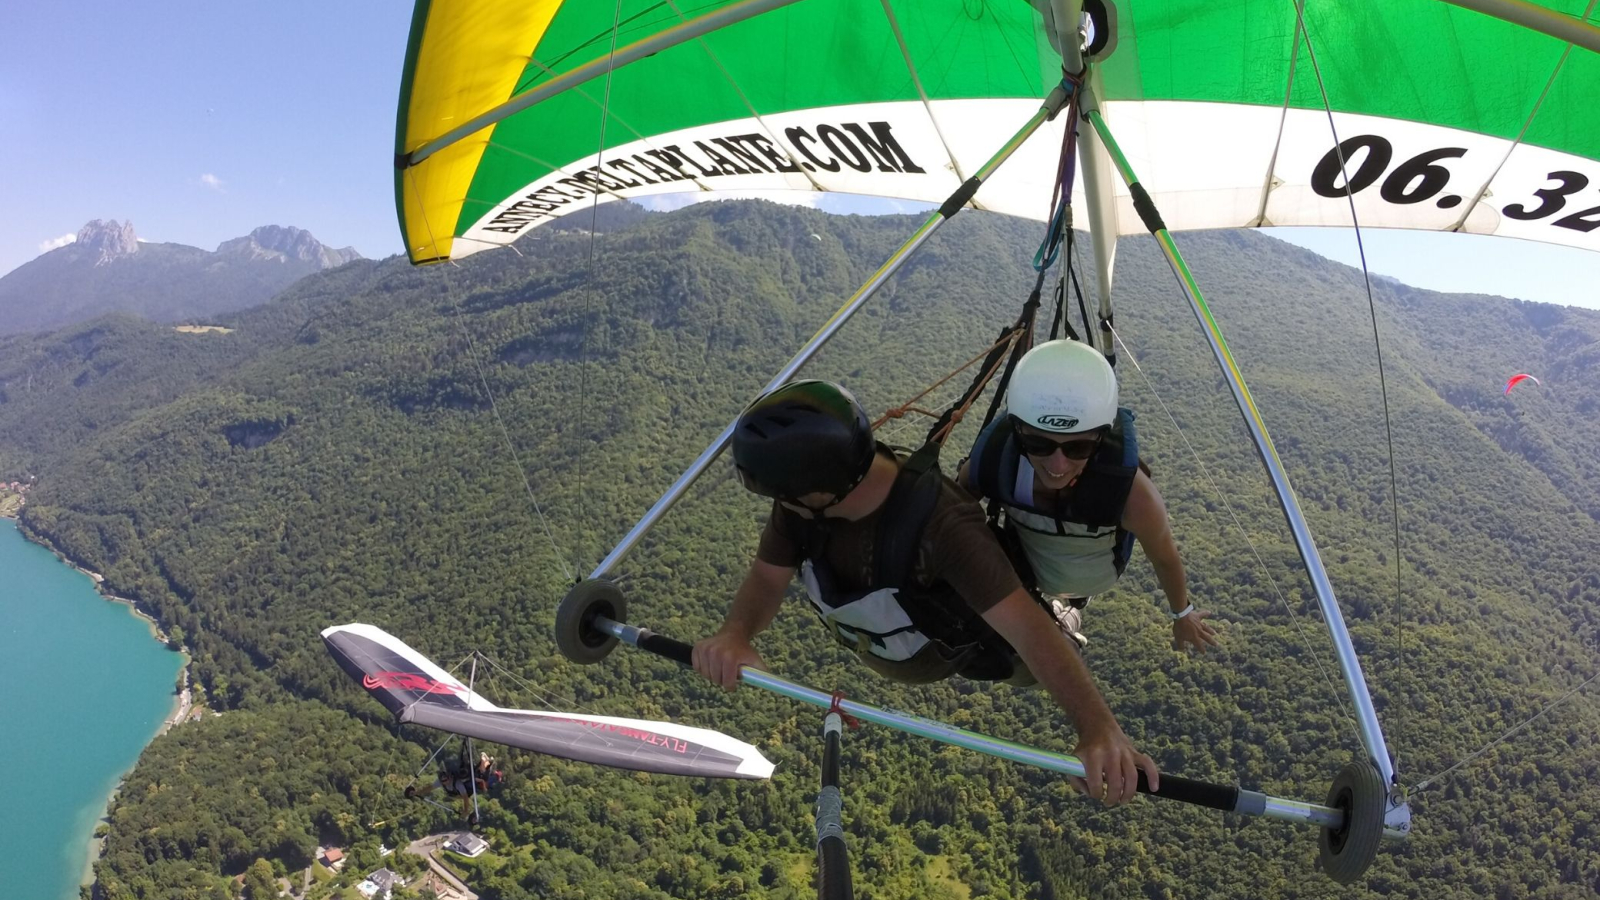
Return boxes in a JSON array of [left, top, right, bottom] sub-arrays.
[[1004, 457, 1121, 597]]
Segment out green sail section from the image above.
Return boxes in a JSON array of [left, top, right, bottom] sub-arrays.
[[1104, 2, 1598, 156], [398, 0, 1600, 256]]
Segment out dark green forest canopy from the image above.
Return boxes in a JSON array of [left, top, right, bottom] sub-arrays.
[[4, 202, 1599, 899]]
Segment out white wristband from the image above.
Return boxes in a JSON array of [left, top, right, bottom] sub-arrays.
[[1168, 603, 1195, 621]]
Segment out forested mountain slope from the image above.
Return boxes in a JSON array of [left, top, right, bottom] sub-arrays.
[[3, 202, 1598, 899]]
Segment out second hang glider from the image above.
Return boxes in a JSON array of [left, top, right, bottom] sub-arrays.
[[322, 624, 774, 780]]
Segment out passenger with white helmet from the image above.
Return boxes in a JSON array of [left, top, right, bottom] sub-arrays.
[[961, 340, 1218, 654]]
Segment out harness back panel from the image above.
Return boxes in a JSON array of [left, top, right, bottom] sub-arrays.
[[782, 445, 1021, 684]]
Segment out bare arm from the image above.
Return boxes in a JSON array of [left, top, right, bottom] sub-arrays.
[[724, 557, 794, 638], [982, 587, 1159, 803], [1123, 471, 1218, 652], [983, 588, 1115, 730], [692, 557, 794, 690], [1123, 472, 1187, 612]]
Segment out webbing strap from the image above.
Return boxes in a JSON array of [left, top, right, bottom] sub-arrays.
[[874, 445, 941, 590], [1032, 72, 1086, 273]]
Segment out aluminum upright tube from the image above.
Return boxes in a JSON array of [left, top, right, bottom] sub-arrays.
[[1082, 108, 1396, 788], [589, 86, 1070, 578], [816, 713, 852, 900], [1441, 0, 1600, 56]]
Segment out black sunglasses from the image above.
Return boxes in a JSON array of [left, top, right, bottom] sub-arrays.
[[1013, 429, 1102, 460]]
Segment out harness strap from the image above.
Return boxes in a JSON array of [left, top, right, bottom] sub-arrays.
[[873, 444, 941, 589], [828, 690, 862, 730]]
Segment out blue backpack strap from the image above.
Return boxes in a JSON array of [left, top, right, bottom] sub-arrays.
[[1061, 407, 1139, 529], [1107, 408, 1141, 573], [969, 410, 1022, 506], [1117, 407, 1139, 463]]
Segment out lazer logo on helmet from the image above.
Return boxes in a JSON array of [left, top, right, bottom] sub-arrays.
[[363, 671, 466, 696], [1036, 414, 1079, 430]]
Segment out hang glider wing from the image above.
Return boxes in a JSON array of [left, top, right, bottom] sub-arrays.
[[321, 623, 774, 780], [395, 1, 1600, 265]]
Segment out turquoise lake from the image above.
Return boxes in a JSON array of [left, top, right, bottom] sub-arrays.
[[0, 519, 182, 900]]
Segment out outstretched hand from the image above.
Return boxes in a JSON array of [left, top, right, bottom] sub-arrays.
[[1172, 609, 1220, 653], [1070, 720, 1160, 807], [692, 629, 766, 691]]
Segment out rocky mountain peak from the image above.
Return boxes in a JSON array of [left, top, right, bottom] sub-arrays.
[[216, 225, 362, 269], [76, 219, 139, 263]]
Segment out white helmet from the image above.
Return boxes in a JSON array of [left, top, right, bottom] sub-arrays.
[[1008, 340, 1117, 434]]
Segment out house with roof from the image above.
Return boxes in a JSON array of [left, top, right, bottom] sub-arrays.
[[444, 832, 489, 858], [356, 867, 405, 899], [320, 846, 345, 872]]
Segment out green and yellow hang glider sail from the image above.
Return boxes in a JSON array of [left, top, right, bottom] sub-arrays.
[[389, 1, 1600, 883], [395, 0, 1600, 265]]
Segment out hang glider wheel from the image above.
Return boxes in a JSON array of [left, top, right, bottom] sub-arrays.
[[1318, 759, 1386, 884], [556, 578, 627, 665]]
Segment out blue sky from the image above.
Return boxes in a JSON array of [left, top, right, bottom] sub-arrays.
[[1, 3, 410, 273], [6, 3, 1600, 311]]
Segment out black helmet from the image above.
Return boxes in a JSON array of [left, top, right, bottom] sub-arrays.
[[733, 380, 875, 504]]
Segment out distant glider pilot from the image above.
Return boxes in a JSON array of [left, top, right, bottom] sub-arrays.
[[476, 751, 502, 789], [406, 748, 494, 822], [958, 340, 1217, 654], [692, 379, 1159, 805]]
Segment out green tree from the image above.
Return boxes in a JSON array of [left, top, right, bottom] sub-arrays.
[[241, 858, 276, 900]]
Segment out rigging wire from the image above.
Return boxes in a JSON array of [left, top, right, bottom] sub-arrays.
[[470, 648, 715, 759], [1252, 0, 1304, 227], [398, 650, 481, 721], [1447, 0, 1598, 231], [574, 0, 631, 580], [1409, 669, 1600, 795], [403, 643, 679, 785], [469, 649, 610, 717], [401, 167, 574, 583], [405, 735, 459, 790], [1107, 324, 1364, 750], [440, 274, 575, 585], [1287, 0, 1409, 764], [879, 0, 968, 182], [662, 0, 827, 192], [1286, 0, 1600, 791]]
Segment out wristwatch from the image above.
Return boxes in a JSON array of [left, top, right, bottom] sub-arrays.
[[1168, 603, 1195, 621]]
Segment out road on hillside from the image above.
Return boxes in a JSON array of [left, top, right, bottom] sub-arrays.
[[405, 834, 479, 900]]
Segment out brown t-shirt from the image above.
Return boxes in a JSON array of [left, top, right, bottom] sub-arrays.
[[756, 457, 1022, 615]]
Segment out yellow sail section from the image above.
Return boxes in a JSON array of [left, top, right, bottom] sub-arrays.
[[400, 1, 563, 263]]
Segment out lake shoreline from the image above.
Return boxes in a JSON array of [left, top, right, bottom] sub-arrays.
[[5, 511, 178, 647], [3, 514, 192, 898]]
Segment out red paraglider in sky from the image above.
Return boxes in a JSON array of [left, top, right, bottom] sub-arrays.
[[1504, 373, 1542, 395]]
